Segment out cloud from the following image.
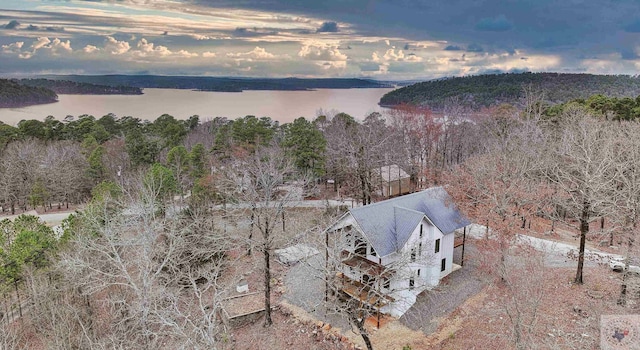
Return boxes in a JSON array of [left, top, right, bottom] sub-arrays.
[[444, 45, 462, 51], [6, 37, 73, 59], [133, 39, 198, 58], [1, 42, 24, 54], [475, 14, 513, 32], [317, 21, 339, 33], [83, 45, 99, 54], [227, 46, 276, 59], [104, 36, 131, 55], [191, 34, 212, 40], [233, 27, 278, 37], [3, 20, 20, 30], [31, 37, 51, 51], [319, 61, 346, 69], [298, 41, 347, 61], [466, 43, 484, 52], [202, 51, 217, 58], [136, 38, 171, 57], [49, 38, 72, 54], [25, 24, 65, 32], [374, 48, 423, 62]]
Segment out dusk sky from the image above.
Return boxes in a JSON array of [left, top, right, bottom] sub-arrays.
[[2, 0, 640, 80]]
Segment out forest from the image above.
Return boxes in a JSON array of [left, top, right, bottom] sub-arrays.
[[17, 79, 143, 95], [39, 75, 393, 91], [0, 78, 142, 109], [379, 72, 640, 110], [0, 86, 639, 349], [0, 79, 58, 108]]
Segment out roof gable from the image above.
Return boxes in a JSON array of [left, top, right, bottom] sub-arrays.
[[348, 187, 470, 257]]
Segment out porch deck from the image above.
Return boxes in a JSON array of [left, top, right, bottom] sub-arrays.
[[336, 272, 395, 307]]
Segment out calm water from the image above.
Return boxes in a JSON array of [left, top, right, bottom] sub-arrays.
[[0, 88, 395, 125]]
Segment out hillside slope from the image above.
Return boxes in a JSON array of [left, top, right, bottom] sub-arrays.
[[18, 79, 142, 95], [380, 73, 640, 110], [0, 79, 58, 108]]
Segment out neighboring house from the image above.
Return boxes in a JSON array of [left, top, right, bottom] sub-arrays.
[[376, 164, 411, 198], [325, 187, 470, 318]]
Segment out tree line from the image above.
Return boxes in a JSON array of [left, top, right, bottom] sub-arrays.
[[380, 72, 640, 111], [17, 79, 142, 95], [0, 79, 57, 108]]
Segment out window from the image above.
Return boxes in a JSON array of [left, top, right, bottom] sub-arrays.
[[410, 248, 416, 262], [345, 232, 352, 248], [418, 242, 422, 257], [441, 258, 446, 272], [417, 269, 421, 276], [362, 274, 370, 285], [370, 246, 377, 257], [355, 236, 367, 256], [435, 238, 440, 254], [419, 224, 423, 239], [409, 277, 415, 290], [362, 274, 375, 287], [382, 277, 390, 290]]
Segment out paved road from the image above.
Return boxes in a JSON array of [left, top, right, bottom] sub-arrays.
[[2, 210, 75, 225], [465, 223, 616, 267]]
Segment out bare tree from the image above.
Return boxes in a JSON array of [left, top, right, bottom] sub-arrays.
[[610, 121, 640, 305], [236, 144, 300, 326], [0, 139, 44, 214], [57, 179, 232, 349], [323, 113, 392, 205], [543, 107, 618, 284]]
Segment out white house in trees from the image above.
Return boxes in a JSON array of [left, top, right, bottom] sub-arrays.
[[325, 187, 470, 317]]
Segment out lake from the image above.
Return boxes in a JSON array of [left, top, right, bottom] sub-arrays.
[[0, 87, 395, 125]]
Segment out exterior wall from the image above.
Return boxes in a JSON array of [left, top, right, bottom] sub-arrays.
[[382, 178, 412, 197], [329, 212, 458, 318], [396, 218, 444, 290], [440, 229, 455, 277]]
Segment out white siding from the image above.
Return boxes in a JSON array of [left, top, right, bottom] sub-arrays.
[[441, 231, 455, 277]]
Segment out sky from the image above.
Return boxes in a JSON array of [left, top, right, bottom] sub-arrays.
[[1, 0, 640, 80]]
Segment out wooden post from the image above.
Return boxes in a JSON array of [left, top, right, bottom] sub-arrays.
[[461, 226, 467, 267], [282, 210, 285, 232], [398, 165, 401, 196]]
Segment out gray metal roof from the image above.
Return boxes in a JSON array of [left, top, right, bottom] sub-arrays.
[[377, 164, 410, 182], [349, 187, 470, 257]]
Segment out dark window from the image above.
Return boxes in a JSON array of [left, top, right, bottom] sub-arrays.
[[419, 242, 422, 257], [435, 238, 440, 254], [362, 274, 370, 285], [383, 277, 390, 290], [409, 277, 414, 289], [441, 258, 446, 272], [362, 274, 375, 287], [419, 224, 423, 239], [417, 269, 421, 276], [371, 246, 377, 257], [355, 236, 367, 256], [411, 248, 416, 262]]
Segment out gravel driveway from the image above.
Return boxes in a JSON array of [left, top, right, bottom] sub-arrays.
[[400, 241, 485, 335], [283, 253, 352, 331]]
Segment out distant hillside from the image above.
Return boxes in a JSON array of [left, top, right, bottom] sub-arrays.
[[379, 73, 640, 110], [0, 79, 57, 108], [18, 79, 142, 95], [40, 75, 392, 92]]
